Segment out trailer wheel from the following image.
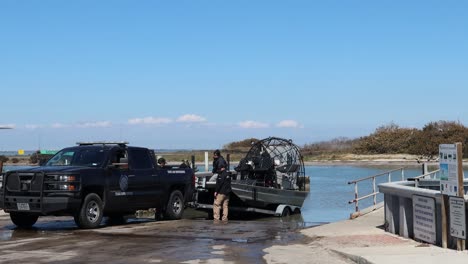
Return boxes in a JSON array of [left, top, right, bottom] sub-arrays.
[[10, 212, 39, 228], [165, 190, 184, 220], [281, 207, 291, 217], [74, 193, 104, 229], [154, 208, 163, 221]]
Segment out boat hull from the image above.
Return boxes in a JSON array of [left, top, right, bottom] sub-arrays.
[[231, 182, 308, 208]]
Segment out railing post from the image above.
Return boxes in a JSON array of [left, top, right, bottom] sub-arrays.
[[373, 176, 376, 208], [354, 183, 359, 213], [348, 167, 407, 218]]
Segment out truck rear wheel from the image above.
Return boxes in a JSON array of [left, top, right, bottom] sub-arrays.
[[74, 193, 103, 229], [165, 190, 184, 220], [10, 212, 39, 228]]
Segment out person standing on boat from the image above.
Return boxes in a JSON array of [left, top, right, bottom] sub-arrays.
[[212, 150, 231, 222]]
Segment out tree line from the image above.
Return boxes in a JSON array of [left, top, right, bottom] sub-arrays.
[[302, 121, 468, 159], [223, 121, 468, 159]]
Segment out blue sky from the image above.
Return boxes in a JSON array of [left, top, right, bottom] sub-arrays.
[[1, 1, 467, 150]]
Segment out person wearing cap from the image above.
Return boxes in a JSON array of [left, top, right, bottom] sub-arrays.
[[212, 150, 231, 222], [157, 157, 167, 169]]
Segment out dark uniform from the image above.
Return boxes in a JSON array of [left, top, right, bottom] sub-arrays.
[[212, 150, 231, 221], [212, 155, 227, 174]]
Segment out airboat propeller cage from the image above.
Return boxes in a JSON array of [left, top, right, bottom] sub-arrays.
[[235, 137, 307, 191]]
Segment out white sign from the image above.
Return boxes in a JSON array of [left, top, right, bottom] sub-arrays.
[[413, 195, 436, 244], [449, 196, 466, 239], [439, 144, 459, 196]]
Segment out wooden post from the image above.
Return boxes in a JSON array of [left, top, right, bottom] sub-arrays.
[[191, 155, 196, 171], [456, 143, 465, 251], [0, 160, 3, 174], [441, 194, 448, 248]]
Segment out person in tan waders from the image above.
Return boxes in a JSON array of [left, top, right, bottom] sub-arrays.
[[212, 150, 231, 222]]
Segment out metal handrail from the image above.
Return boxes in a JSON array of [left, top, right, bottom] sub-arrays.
[[347, 167, 405, 184], [412, 169, 440, 188], [412, 169, 440, 180], [348, 167, 405, 217]]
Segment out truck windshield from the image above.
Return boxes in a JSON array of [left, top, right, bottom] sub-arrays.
[[45, 148, 106, 167]]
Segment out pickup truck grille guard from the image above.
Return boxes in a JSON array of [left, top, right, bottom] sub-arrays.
[[2, 172, 80, 213]]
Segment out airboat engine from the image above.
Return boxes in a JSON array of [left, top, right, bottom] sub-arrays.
[[234, 137, 306, 191]]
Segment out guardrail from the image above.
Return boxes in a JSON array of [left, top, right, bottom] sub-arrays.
[[411, 169, 440, 187], [348, 167, 405, 218]]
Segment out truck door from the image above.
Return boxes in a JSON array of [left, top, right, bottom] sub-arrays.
[[127, 148, 158, 208], [105, 148, 130, 212]]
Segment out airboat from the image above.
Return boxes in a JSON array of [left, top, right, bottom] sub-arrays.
[[194, 137, 310, 216]]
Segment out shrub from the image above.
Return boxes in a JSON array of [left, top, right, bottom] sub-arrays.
[[223, 138, 259, 152], [353, 123, 418, 154], [0, 156, 9, 163]]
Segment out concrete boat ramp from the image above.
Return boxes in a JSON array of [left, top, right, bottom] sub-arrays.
[[266, 207, 468, 264], [0, 207, 466, 263]]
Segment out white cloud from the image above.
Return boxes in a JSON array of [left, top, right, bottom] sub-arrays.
[[128, 117, 173, 125], [276, 120, 303, 128], [51, 123, 69, 128], [238, 120, 269, 129], [76, 121, 112, 128], [0, 124, 16, 129], [25, 124, 43, 129], [176, 114, 207, 123]]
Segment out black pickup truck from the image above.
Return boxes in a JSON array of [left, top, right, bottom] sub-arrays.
[[0, 142, 195, 229]]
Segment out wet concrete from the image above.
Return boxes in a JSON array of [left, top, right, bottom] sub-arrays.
[[0, 210, 317, 263]]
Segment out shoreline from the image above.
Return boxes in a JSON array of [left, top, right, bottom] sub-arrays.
[[0, 160, 445, 167], [303, 160, 440, 167]]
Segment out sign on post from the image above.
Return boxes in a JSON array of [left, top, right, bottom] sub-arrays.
[[439, 144, 460, 196], [413, 195, 436, 244], [449, 196, 466, 239]]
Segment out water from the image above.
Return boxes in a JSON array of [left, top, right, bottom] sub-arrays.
[[4, 164, 461, 224], [302, 165, 415, 224]]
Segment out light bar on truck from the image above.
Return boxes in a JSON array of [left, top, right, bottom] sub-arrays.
[[76, 141, 129, 147]]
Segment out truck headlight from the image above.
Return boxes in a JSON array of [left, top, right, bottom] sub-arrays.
[[58, 184, 76, 191], [58, 175, 76, 182]]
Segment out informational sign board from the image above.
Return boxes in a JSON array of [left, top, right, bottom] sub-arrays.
[[449, 196, 466, 239], [413, 195, 436, 244], [439, 144, 459, 196]]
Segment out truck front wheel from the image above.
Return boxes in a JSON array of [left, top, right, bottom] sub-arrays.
[[74, 193, 104, 229], [165, 190, 184, 220], [10, 212, 39, 228]]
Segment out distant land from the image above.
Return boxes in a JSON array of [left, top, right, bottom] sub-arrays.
[[1, 120, 467, 166]]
